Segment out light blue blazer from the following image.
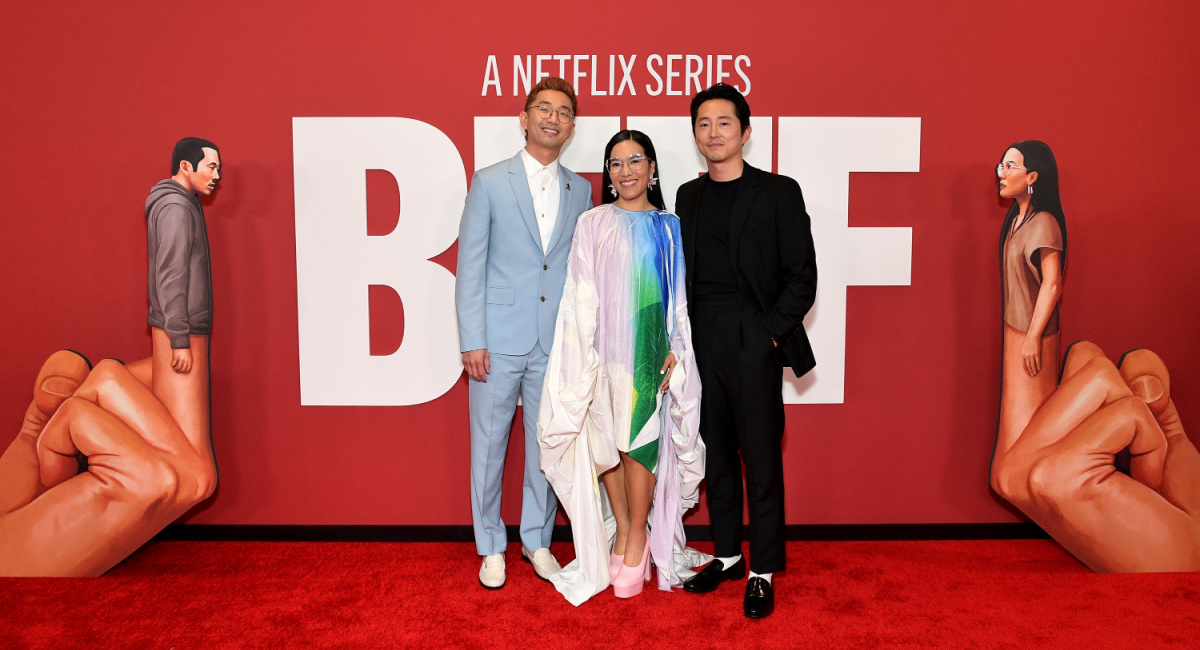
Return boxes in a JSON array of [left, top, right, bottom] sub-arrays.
[[455, 152, 593, 356]]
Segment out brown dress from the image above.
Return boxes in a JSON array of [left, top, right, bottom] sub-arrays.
[[1003, 211, 1063, 335]]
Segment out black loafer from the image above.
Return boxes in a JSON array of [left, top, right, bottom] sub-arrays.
[[682, 556, 746, 593], [743, 577, 774, 618]]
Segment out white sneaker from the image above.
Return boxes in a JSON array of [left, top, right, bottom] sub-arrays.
[[521, 547, 562, 581], [479, 553, 505, 589]]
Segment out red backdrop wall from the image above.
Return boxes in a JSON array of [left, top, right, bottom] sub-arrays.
[[2, 1, 1198, 526]]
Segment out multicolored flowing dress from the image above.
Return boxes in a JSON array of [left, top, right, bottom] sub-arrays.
[[537, 204, 707, 606]]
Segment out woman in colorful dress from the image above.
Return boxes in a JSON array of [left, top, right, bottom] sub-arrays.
[[537, 130, 707, 605]]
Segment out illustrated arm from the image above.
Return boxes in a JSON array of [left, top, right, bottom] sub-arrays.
[[1019, 215, 1063, 375], [154, 205, 194, 349], [764, 178, 818, 342], [1024, 249, 1062, 340], [1019, 248, 1061, 375]]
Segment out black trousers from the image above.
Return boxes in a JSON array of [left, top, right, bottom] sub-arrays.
[[690, 294, 786, 574]]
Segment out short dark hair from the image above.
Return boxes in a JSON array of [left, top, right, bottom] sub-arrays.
[[172, 137, 219, 175], [689, 83, 750, 132], [601, 130, 665, 211], [525, 77, 578, 117]]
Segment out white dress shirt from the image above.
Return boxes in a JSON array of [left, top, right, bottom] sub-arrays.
[[520, 148, 561, 254]]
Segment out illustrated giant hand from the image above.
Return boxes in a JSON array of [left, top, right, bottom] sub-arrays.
[[991, 342, 1200, 571], [0, 351, 216, 576]]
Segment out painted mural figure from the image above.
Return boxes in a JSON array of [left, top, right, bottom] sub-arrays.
[[454, 77, 593, 589], [0, 139, 222, 576], [990, 141, 1200, 571], [991, 141, 1067, 477], [537, 130, 708, 605], [676, 84, 819, 619], [135, 137, 222, 465]]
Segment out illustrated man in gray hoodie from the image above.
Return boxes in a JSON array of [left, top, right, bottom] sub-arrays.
[[138, 137, 222, 465]]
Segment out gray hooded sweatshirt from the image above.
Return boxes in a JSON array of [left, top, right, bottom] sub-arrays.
[[146, 179, 212, 348]]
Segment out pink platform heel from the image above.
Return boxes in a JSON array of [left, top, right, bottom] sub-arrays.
[[612, 543, 651, 598], [609, 552, 624, 584]]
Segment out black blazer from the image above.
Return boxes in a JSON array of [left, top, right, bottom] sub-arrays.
[[676, 163, 817, 378]]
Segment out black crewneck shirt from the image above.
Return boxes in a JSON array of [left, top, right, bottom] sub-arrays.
[[693, 176, 741, 297]]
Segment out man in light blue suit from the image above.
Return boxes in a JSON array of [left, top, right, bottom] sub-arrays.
[[456, 77, 593, 589]]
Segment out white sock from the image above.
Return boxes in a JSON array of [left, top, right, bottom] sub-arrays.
[[749, 570, 773, 584], [717, 554, 742, 570]]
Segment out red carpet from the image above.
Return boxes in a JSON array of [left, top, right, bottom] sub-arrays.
[[3, 539, 1198, 647]]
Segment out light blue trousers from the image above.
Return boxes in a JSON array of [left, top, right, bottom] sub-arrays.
[[469, 345, 557, 556]]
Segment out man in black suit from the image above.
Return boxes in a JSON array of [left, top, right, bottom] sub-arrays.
[[676, 83, 817, 619]]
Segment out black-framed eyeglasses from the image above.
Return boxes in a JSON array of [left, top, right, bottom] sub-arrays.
[[526, 103, 575, 123], [606, 154, 648, 173]]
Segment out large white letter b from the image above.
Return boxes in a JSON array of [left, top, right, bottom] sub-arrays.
[[294, 117, 464, 405]]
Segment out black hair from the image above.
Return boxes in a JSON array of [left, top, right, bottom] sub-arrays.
[[689, 83, 750, 132], [602, 130, 665, 211], [172, 137, 220, 175], [998, 140, 1067, 270]]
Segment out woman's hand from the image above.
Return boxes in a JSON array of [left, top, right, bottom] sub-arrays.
[[659, 353, 677, 392], [1022, 333, 1042, 376]]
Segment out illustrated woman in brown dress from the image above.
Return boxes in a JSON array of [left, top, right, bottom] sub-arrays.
[[992, 140, 1067, 475]]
